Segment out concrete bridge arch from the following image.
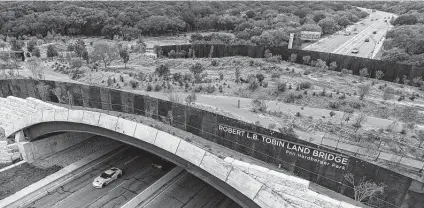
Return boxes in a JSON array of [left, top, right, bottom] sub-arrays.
[[0, 96, 360, 208]]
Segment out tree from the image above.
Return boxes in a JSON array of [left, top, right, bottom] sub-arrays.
[[155, 64, 170, 77], [318, 18, 339, 34], [185, 92, 197, 105], [9, 37, 23, 51], [359, 68, 369, 81], [74, 39, 86, 58], [119, 48, 130, 68], [0, 42, 6, 50], [27, 58, 44, 80], [47, 44, 58, 58], [337, 16, 351, 28], [344, 173, 386, 203], [246, 10, 255, 18], [393, 14, 418, 25], [27, 39, 37, 53], [302, 56, 311, 65], [91, 42, 118, 69], [33, 47, 41, 58], [383, 87, 394, 101], [375, 70, 384, 80], [82, 49, 89, 63], [358, 84, 371, 100], [189, 63, 205, 82]]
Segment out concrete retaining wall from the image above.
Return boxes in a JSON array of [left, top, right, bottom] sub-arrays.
[[16, 132, 93, 163]]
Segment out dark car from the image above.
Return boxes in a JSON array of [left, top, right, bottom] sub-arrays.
[[365, 38, 370, 42], [373, 31, 377, 34]]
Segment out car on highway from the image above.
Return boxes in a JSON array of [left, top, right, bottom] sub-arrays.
[[92, 167, 123, 188], [365, 38, 370, 42], [351, 48, 359, 54], [373, 31, 377, 34]]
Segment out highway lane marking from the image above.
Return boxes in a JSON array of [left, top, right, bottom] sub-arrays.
[[125, 156, 140, 165], [138, 172, 188, 208], [333, 20, 381, 54], [23, 146, 130, 208], [82, 163, 157, 208], [49, 154, 143, 208]]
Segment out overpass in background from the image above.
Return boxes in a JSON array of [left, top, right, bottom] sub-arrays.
[[0, 96, 360, 208]]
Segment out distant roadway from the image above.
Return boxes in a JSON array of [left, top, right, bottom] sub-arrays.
[[304, 7, 396, 59]]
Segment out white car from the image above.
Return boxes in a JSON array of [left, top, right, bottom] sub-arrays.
[[93, 167, 123, 188]]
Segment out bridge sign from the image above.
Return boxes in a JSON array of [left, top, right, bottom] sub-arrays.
[[300, 31, 321, 41], [218, 124, 349, 171]]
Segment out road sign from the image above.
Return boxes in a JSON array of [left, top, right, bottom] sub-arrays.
[[300, 31, 321, 41]]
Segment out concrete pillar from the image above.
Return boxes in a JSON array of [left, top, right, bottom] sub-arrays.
[[15, 131, 34, 163]]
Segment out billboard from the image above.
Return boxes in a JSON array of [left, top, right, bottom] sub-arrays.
[[300, 31, 321, 41]]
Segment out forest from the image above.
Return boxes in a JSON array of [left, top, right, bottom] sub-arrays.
[[0, 1, 368, 48]]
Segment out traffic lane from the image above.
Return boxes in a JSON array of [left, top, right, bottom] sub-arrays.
[[25, 147, 166, 208], [24, 147, 145, 208], [141, 173, 241, 208], [305, 10, 383, 52]]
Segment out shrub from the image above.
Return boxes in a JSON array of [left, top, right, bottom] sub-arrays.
[[328, 101, 340, 109], [289, 53, 297, 63], [383, 87, 394, 101], [154, 83, 162, 91], [267, 55, 282, 63], [359, 68, 369, 80], [249, 80, 259, 91], [349, 101, 362, 109], [299, 81, 311, 90], [190, 63, 205, 82], [302, 56, 311, 65], [235, 67, 241, 83], [315, 59, 328, 71], [268, 123, 276, 129], [329, 111, 336, 117], [219, 85, 223, 93], [107, 77, 113, 86], [47, 44, 59, 58], [129, 79, 139, 89], [185, 92, 197, 105], [194, 85, 203, 92], [251, 98, 267, 113], [205, 85, 216, 93], [283, 93, 295, 103], [264, 49, 272, 59], [70, 59, 82, 69], [173, 72, 182, 82], [211, 59, 218, 66], [271, 72, 281, 79], [168, 50, 176, 58], [358, 84, 371, 100], [328, 61, 337, 71], [249, 60, 255, 66], [277, 82, 287, 93], [263, 81, 268, 88], [256, 73, 265, 83], [146, 83, 153, 91], [375, 70, 384, 80], [341, 68, 349, 75], [155, 64, 170, 77]]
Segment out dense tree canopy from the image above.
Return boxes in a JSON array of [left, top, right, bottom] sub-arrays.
[[0, 1, 368, 47]]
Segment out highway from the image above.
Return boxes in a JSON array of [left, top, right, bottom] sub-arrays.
[[25, 147, 171, 208], [138, 173, 241, 208], [304, 8, 396, 59]]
